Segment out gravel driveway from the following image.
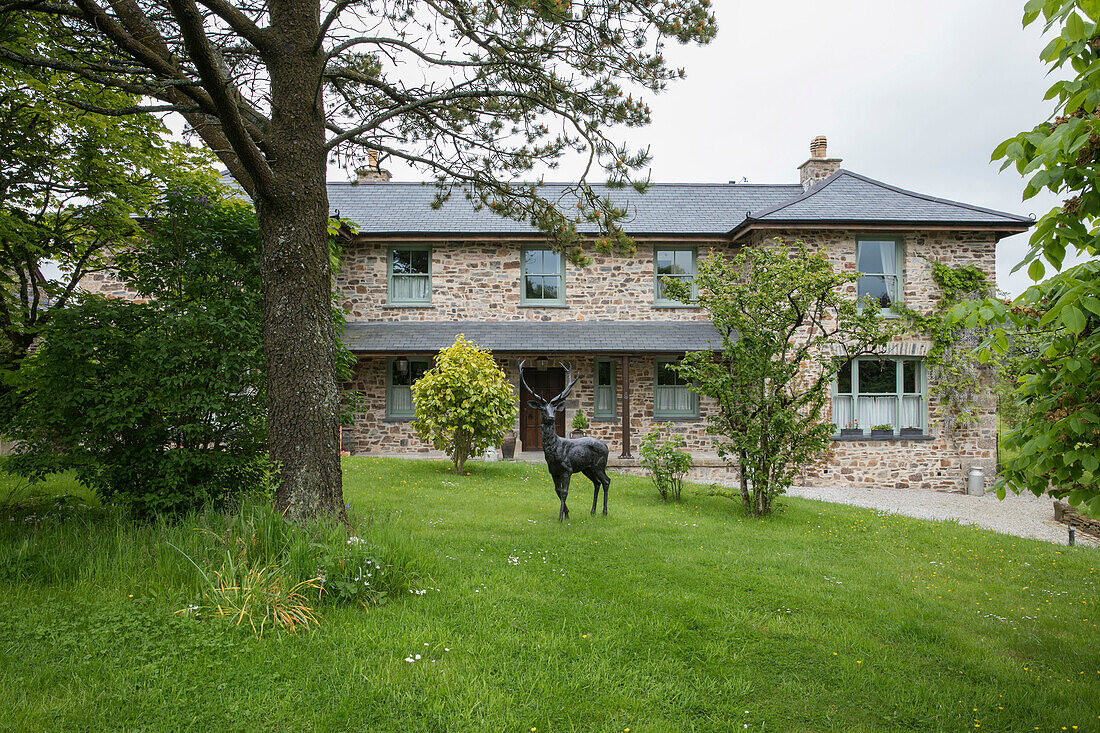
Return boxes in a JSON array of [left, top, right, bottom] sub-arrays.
[[785, 485, 1096, 546]]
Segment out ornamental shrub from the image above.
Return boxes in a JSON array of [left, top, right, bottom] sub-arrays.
[[411, 335, 517, 474], [639, 426, 693, 501]]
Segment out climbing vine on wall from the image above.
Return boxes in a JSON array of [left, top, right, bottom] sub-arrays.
[[893, 260, 993, 435]]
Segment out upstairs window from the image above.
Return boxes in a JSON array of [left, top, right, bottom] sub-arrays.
[[389, 247, 431, 305], [856, 238, 903, 308], [594, 358, 617, 419], [833, 357, 924, 434], [386, 357, 431, 418], [654, 358, 697, 418], [654, 247, 696, 305], [521, 248, 565, 306]]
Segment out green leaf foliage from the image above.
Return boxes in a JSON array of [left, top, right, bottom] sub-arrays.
[[638, 425, 693, 501], [664, 240, 897, 516], [0, 13, 207, 419], [410, 335, 518, 474], [6, 179, 269, 517], [980, 0, 1100, 513]]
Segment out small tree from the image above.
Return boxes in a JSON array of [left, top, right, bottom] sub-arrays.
[[639, 426, 693, 501], [411, 336, 517, 474], [665, 241, 896, 516]]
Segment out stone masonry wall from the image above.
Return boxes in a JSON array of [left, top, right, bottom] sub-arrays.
[[340, 353, 717, 456], [336, 240, 724, 322]]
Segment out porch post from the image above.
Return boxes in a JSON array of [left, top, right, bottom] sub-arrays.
[[619, 355, 633, 459]]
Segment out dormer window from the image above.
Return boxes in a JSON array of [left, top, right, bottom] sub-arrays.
[[856, 238, 903, 308]]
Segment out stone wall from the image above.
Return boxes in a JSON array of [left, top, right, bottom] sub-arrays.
[[340, 353, 717, 456], [336, 240, 723, 322]]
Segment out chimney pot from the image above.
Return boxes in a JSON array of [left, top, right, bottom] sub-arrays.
[[798, 135, 841, 191]]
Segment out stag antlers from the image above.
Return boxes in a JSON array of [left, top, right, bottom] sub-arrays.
[[518, 361, 578, 406]]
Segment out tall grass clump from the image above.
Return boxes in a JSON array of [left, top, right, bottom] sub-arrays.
[[0, 493, 426, 635]]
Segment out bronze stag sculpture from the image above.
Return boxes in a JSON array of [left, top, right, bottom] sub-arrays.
[[519, 361, 611, 521]]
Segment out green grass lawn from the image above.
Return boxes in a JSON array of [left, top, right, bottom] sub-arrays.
[[1, 458, 1098, 732]]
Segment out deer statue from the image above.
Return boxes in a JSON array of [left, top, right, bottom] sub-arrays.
[[519, 361, 611, 521]]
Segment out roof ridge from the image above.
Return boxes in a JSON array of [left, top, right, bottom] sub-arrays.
[[743, 169, 847, 220]]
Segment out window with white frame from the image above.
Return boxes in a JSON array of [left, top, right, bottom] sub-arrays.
[[521, 247, 565, 306], [654, 358, 697, 418], [386, 357, 431, 418], [833, 357, 924, 434], [856, 238, 903, 308], [654, 247, 696, 305], [594, 358, 616, 419], [389, 247, 431, 305]]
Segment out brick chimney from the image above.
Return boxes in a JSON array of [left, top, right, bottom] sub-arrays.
[[355, 149, 391, 183], [798, 135, 841, 191]]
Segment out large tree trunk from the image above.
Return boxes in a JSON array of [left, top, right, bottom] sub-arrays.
[[257, 0, 344, 522]]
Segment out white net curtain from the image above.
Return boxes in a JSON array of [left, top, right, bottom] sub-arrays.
[[833, 358, 923, 433]]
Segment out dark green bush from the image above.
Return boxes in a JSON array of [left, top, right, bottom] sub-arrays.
[[7, 177, 269, 516]]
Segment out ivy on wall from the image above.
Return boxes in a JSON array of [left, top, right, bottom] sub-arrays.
[[893, 259, 993, 435]]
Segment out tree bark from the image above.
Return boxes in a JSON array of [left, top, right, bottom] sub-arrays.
[[257, 0, 344, 522]]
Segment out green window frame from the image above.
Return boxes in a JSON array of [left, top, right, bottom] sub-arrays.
[[856, 237, 904, 309], [654, 357, 698, 418], [593, 358, 617, 419], [385, 356, 431, 419], [388, 246, 432, 305], [520, 247, 566, 306], [832, 357, 925, 434], [654, 246, 697, 306]]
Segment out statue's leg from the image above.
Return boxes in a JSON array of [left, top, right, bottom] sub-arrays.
[[554, 475, 565, 522], [582, 468, 600, 515], [561, 473, 570, 520], [598, 468, 610, 516]]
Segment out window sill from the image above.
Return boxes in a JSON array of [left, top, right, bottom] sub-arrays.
[[654, 416, 701, 422], [832, 433, 935, 442], [653, 303, 699, 309], [383, 416, 415, 423], [385, 303, 434, 308], [519, 303, 569, 308], [591, 417, 619, 423]]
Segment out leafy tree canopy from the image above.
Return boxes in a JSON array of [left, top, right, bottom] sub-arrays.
[[964, 0, 1100, 515], [0, 13, 206, 422]]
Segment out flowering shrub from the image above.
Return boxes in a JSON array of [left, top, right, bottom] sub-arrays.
[[639, 426, 693, 501]]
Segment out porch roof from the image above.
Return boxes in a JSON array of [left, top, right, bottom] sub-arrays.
[[341, 320, 724, 354]]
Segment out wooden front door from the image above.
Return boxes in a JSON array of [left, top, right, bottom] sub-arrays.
[[520, 367, 566, 451]]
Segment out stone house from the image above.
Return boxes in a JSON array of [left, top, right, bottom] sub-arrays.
[[79, 137, 1031, 491], [329, 137, 1031, 492]]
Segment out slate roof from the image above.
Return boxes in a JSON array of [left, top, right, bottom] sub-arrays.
[[327, 170, 1031, 237], [328, 181, 802, 236], [731, 170, 1034, 235], [340, 320, 724, 354]]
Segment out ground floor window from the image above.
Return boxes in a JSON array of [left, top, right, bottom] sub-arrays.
[[594, 358, 616, 418], [386, 357, 431, 418], [833, 357, 924, 434], [654, 358, 697, 418]]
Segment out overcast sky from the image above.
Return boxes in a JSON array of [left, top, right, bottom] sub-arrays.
[[362, 0, 1066, 297]]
